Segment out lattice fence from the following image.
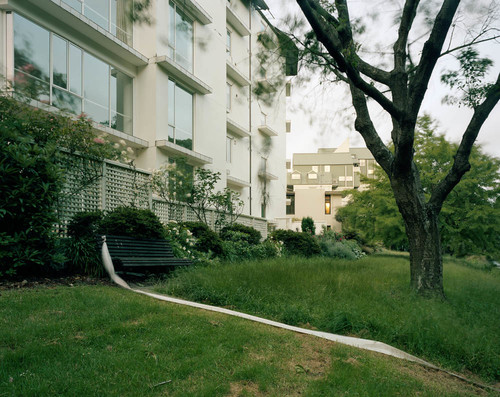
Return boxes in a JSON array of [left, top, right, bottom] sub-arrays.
[[57, 157, 267, 237]]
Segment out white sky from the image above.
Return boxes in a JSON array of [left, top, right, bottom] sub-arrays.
[[261, 0, 500, 160]]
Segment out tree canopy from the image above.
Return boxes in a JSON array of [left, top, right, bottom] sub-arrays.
[[337, 115, 500, 258]]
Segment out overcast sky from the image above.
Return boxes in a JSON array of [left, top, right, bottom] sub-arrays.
[[261, 0, 500, 160]]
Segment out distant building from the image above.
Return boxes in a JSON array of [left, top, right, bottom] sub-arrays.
[[281, 139, 376, 233], [0, 0, 295, 225]]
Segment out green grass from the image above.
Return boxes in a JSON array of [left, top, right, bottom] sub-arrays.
[[154, 254, 500, 383], [1, 285, 496, 396]]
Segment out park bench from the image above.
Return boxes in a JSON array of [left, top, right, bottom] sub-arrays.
[[100, 235, 192, 272]]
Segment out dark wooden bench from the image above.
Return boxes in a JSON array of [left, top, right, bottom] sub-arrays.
[[101, 235, 192, 271]]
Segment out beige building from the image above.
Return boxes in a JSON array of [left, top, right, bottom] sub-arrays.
[[281, 139, 376, 233], [0, 0, 294, 224]]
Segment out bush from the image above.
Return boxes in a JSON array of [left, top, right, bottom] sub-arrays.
[[99, 207, 164, 239], [181, 221, 223, 256], [65, 211, 104, 276], [317, 231, 366, 260], [270, 229, 321, 257], [220, 235, 281, 263], [301, 217, 316, 235], [220, 224, 262, 245]]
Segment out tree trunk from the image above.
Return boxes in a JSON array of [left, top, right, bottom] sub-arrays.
[[405, 209, 444, 297], [391, 173, 445, 297]]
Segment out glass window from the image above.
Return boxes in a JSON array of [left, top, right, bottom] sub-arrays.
[[111, 0, 132, 44], [52, 35, 67, 89], [312, 166, 318, 172], [308, 173, 317, 179], [85, 0, 109, 30], [84, 52, 109, 107], [226, 83, 231, 111], [110, 69, 133, 134], [286, 194, 295, 215], [291, 173, 300, 180], [169, 1, 193, 71], [325, 195, 331, 215], [168, 80, 193, 150], [69, 44, 82, 95], [62, 0, 83, 12], [226, 136, 232, 163], [226, 29, 231, 55], [324, 165, 331, 172], [13, 14, 50, 101]]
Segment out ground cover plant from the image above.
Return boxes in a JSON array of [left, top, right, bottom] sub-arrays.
[[0, 285, 494, 396], [155, 254, 500, 383]]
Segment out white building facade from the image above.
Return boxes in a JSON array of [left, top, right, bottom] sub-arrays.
[[0, 0, 292, 225]]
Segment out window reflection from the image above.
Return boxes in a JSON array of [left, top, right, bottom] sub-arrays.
[[168, 1, 193, 71], [13, 13, 133, 135], [168, 80, 193, 150], [61, 0, 132, 45]]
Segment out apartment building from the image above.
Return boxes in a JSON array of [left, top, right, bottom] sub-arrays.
[[0, 0, 293, 224], [281, 139, 376, 232]]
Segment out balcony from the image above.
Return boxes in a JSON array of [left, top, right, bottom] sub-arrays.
[[227, 117, 251, 138], [153, 56, 212, 95], [227, 174, 250, 188], [178, 0, 212, 25], [258, 170, 278, 181], [11, 0, 149, 66], [226, 60, 250, 87], [226, 4, 250, 36], [156, 140, 212, 166], [257, 124, 278, 137]]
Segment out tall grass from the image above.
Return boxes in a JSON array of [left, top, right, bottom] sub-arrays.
[[1, 285, 491, 396], [155, 254, 500, 381]]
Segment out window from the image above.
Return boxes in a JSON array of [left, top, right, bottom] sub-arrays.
[[286, 120, 291, 133], [360, 159, 366, 166], [324, 165, 330, 172], [169, 1, 193, 71], [168, 79, 193, 150], [226, 29, 231, 55], [260, 112, 267, 126], [285, 81, 291, 97], [286, 194, 295, 215], [13, 14, 132, 134], [325, 195, 331, 215], [312, 166, 318, 172], [61, 0, 132, 45], [291, 173, 301, 180], [226, 136, 233, 163], [308, 173, 317, 180], [226, 83, 232, 111]]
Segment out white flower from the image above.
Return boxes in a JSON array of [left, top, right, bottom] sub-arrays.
[[126, 147, 134, 154], [119, 139, 126, 146], [113, 143, 120, 149]]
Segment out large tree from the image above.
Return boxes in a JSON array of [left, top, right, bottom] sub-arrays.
[[285, 0, 500, 296], [337, 115, 500, 257]]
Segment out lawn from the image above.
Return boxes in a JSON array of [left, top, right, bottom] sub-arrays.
[[0, 284, 496, 396], [154, 254, 500, 384]]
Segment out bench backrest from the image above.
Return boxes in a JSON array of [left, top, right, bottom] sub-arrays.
[[103, 235, 175, 259]]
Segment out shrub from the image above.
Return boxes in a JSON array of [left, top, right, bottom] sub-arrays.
[[220, 224, 262, 245], [270, 229, 321, 257], [301, 217, 316, 234], [317, 231, 366, 260], [181, 221, 223, 256], [99, 207, 164, 239], [65, 211, 104, 276], [220, 235, 281, 263]]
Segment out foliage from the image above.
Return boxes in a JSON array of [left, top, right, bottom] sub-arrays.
[[220, 232, 281, 263], [155, 254, 500, 382], [270, 229, 321, 257], [65, 211, 105, 277], [301, 216, 316, 234], [99, 207, 165, 240], [220, 224, 262, 245], [0, 95, 119, 277], [152, 161, 244, 228], [337, 116, 500, 258], [317, 230, 365, 260], [181, 221, 223, 257], [163, 222, 212, 265]]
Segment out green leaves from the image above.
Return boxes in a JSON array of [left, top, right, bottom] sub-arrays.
[[441, 48, 494, 108]]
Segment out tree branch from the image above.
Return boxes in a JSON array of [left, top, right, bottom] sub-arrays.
[[409, 0, 461, 119], [297, 0, 400, 118], [394, 0, 420, 73], [428, 72, 500, 212], [348, 83, 394, 175]]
